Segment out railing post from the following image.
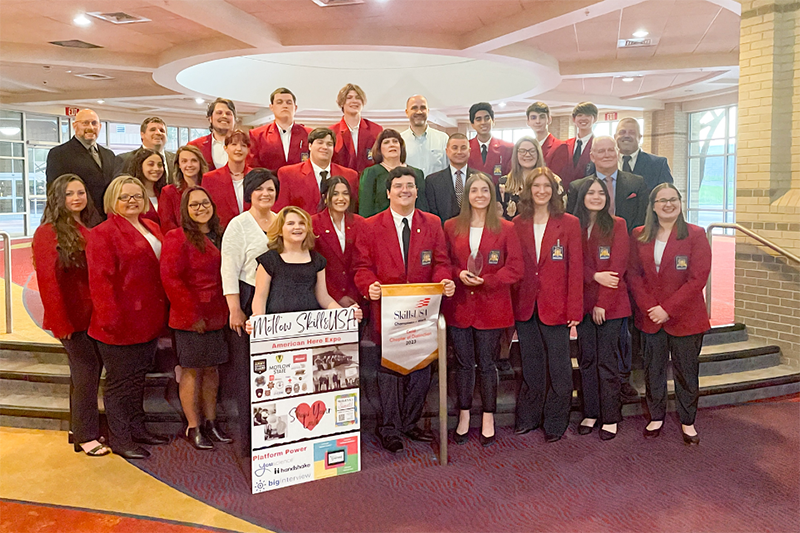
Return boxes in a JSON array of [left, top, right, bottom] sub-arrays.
[[437, 314, 447, 466], [707, 227, 714, 316], [0, 231, 12, 334]]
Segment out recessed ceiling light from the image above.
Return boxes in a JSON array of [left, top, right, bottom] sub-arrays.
[[195, 98, 205, 104], [632, 29, 649, 38], [622, 77, 635, 83], [66, 70, 72, 73], [97, 99, 105, 104], [498, 102, 507, 108], [73, 14, 91, 27]]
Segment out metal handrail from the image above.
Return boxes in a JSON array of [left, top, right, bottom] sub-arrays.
[[437, 314, 448, 466], [0, 231, 11, 333], [706, 222, 800, 314]]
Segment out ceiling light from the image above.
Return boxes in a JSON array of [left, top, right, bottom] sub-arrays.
[[0, 127, 21, 136], [498, 102, 507, 108], [97, 99, 105, 104], [632, 29, 649, 38], [622, 77, 635, 83], [73, 14, 91, 27], [195, 98, 205, 104]]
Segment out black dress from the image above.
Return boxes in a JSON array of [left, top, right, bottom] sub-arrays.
[[256, 249, 327, 314]]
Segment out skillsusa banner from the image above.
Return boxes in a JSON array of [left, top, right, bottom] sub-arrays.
[[380, 283, 444, 375]]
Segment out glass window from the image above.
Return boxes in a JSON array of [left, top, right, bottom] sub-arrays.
[[190, 128, 207, 141], [26, 114, 59, 143], [0, 141, 23, 158], [179, 127, 189, 147], [60, 118, 71, 142], [0, 110, 23, 141], [0, 214, 25, 236], [166, 126, 179, 152], [107, 122, 141, 154]]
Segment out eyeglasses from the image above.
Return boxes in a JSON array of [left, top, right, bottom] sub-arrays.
[[76, 120, 99, 127], [188, 200, 212, 210], [654, 197, 680, 205], [517, 149, 538, 156], [118, 194, 144, 202]]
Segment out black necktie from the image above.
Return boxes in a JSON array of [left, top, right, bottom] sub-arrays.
[[319, 170, 328, 191], [402, 217, 410, 272], [573, 139, 582, 167], [622, 155, 632, 173], [481, 144, 488, 164]]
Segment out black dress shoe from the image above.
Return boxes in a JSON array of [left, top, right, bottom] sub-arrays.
[[453, 430, 469, 445], [404, 427, 435, 443], [514, 425, 536, 435], [544, 433, 561, 443], [480, 433, 496, 447], [599, 429, 617, 441], [643, 423, 663, 439], [132, 433, 169, 446], [203, 420, 233, 443], [187, 427, 213, 450], [381, 436, 404, 454], [682, 432, 700, 446], [577, 423, 595, 436], [114, 445, 150, 459]]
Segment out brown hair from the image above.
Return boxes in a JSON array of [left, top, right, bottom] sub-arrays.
[[124, 148, 167, 196], [453, 172, 501, 236], [267, 206, 316, 253], [526, 102, 550, 120], [41, 174, 96, 268], [572, 102, 598, 119], [336, 84, 366, 111], [573, 177, 614, 239], [372, 129, 406, 165], [224, 129, 250, 147], [518, 167, 565, 219], [140, 116, 166, 133], [638, 183, 689, 243], [206, 98, 236, 129], [270, 87, 297, 104], [321, 176, 353, 213], [173, 145, 208, 190], [505, 136, 544, 198], [180, 186, 221, 252]]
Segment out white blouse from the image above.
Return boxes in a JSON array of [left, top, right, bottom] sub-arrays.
[[469, 226, 483, 256], [332, 214, 346, 253], [221, 211, 270, 294], [654, 239, 668, 273], [534, 223, 547, 261], [143, 230, 161, 260]]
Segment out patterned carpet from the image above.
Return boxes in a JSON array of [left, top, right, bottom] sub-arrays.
[[133, 397, 800, 533]]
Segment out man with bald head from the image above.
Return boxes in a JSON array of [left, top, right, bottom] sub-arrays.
[[46, 109, 118, 220], [615, 117, 673, 194], [401, 94, 449, 178]]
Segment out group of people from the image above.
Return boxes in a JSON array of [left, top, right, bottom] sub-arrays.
[[36, 85, 709, 460]]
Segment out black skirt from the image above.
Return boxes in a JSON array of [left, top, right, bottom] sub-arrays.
[[174, 328, 229, 368]]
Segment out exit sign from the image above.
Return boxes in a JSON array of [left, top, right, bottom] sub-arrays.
[[65, 106, 80, 117], [605, 112, 618, 121]]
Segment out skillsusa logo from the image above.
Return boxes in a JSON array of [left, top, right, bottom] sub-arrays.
[[415, 298, 431, 308]]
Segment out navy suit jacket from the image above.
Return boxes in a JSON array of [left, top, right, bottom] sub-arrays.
[[630, 150, 673, 193]]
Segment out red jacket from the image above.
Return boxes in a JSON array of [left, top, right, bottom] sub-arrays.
[[311, 210, 365, 304], [158, 184, 183, 234], [628, 224, 711, 336], [468, 137, 513, 183], [582, 216, 631, 319], [540, 133, 567, 169], [330, 117, 383, 175], [32, 223, 93, 338], [160, 228, 228, 332], [353, 209, 452, 335], [443, 218, 523, 329], [140, 190, 161, 227], [512, 213, 583, 325], [274, 160, 359, 215], [552, 136, 593, 191], [188, 134, 215, 171], [86, 215, 167, 345], [248, 121, 311, 173], [202, 164, 252, 229]]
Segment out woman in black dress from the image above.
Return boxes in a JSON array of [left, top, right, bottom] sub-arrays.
[[249, 206, 364, 318]]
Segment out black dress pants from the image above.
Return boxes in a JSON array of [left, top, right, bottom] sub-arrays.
[[576, 315, 622, 424], [376, 362, 431, 441], [515, 313, 573, 436], [450, 326, 501, 413], [96, 339, 158, 448], [643, 329, 704, 425], [61, 331, 103, 443]]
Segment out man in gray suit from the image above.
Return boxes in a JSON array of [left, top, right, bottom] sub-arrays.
[[615, 118, 673, 194], [115, 116, 176, 181], [425, 133, 472, 223]]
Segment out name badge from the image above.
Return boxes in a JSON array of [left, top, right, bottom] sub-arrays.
[[421, 250, 432, 266], [366, 148, 373, 161], [488, 250, 500, 265], [551, 240, 564, 261], [493, 164, 502, 176], [598, 246, 611, 260], [675, 255, 688, 270], [301, 152, 309, 162]]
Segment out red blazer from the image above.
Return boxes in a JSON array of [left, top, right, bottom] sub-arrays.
[[582, 217, 631, 319], [353, 209, 451, 335], [202, 164, 252, 229], [274, 160, 359, 214], [311, 210, 365, 303], [468, 137, 513, 183], [553, 136, 594, 190], [540, 133, 566, 169], [32, 223, 93, 338], [247, 122, 311, 173], [188, 134, 215, 171], [443, 219, 524, 330], [160, 229, 228, 332], [86, 215, 167, 345], [628, 224, 711, 336], [330, 117, 383, 175], [158, 184, 182, 234], [512, 213, 583, 325]]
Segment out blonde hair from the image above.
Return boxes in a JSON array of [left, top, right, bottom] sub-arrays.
[[103, 175, 150, 216], [336, 84, 367, 111], [267, 206, 316, 253]]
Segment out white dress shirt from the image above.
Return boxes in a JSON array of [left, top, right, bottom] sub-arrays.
[[311, 161, 332, 190], [469, 226, 483, 256], [348, 121, 360, 156], [619, 148, 640, 171], [232, 177, 244, 212], [331, 213, 346, 253], [390, 207, 414, 263], [574, 132, 593, 155], [278, 123, 293, 161], [401, 126, 449, 178], [450, 164, 468, 189], [143, 230, 162, 260], [654, 238, 667, 273], [534, 222, 547, 261], [220, 211, 271, 294], [211, 134, 228, 169]]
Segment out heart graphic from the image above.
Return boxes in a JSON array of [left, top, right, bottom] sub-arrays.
[[295, 401, 326, 430]]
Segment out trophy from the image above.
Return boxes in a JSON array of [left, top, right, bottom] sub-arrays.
[[467, 250, 484, 277]]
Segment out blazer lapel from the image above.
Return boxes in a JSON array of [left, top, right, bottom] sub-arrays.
[[267, 124, 287, 165], [658, 226, 679, 278], [517, 218, 538, 266], [319, 210, 345, 260], [379, 211, 405, 273], [539, 216, 562, 267]]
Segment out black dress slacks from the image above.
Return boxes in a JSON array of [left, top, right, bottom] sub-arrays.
[[376, 362, 431, 441], [450, 326, 502, 413], [515, 312, 573, 436], [95, 339, 158, 448], [576, 315, 622, 424], [60, 330, 103, 443], [643, 329, 704, 425]]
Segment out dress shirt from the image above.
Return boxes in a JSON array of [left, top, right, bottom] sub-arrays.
[[654, 238, 667, 273], [469, 226, 483, 256], [537, 133, 552, 146], [450, 164, 467, 189], [75, 136, 97, 152], [533, 222, 546, 261], [596, 169, 618, 200], [220, 211, 270, 294], [332, 214, 346, 253], [574, 133, 593, 156], [232, 177, 244, 212], [390, 207, 414, 263], [143, 230, 162, 260], [278, 123, 293, 161], [348, 121, 359, 157], [619, 149, 640, 172], [311, 161, 332, 190], [401, 126, 449, 178], [211, 135, 228, 169]]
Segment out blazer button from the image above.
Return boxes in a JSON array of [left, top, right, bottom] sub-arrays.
[[470, 291, 474, 295]]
